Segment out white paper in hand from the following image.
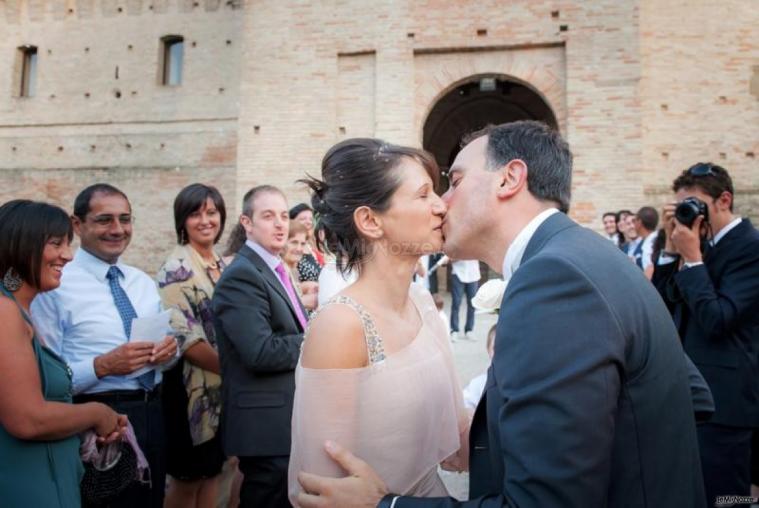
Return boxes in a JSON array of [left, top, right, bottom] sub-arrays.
[[126, 310, 172, 379]]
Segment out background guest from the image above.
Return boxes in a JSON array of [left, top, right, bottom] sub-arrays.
[[426, 253, 444, 294], [616, 209, 635, 251], [289, 203, 323, 286], [282, 219, 318, 312], [602, 211, 620, 246], [157, 184, 228, 508], [1, 200, 126, 508], [316, 258, 357, 307], [222, 221, 247, 265], [213, 185, 306, 508], [632, 206, 659, 278], [449, 259, 480, 341], [31, 184, 177, 508]]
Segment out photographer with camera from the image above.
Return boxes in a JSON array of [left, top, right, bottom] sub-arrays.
[[653, 162, 759, 507]]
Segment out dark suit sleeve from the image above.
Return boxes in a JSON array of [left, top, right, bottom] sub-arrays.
[[674, 247, 759, 341], [683, 353, 714, 422], [383, 257, 624, 508], [651, 258, 679, 314], [214, 266, 303, 373]]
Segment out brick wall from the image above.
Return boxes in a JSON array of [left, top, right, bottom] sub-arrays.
[[2, 0, 757, 274], [0, 0, 243, 273]]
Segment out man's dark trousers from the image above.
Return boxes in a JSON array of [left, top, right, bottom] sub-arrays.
[[450, 274, 477, 333], [238, 456, 290, 508], [697, 423, 753, 506], [76, 391, 166, 508]]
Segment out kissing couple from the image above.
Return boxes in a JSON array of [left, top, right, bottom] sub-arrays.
[[289, 121, 707, 508]]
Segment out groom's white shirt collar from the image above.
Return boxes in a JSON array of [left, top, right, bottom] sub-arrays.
[[501, 208, 559, 281]]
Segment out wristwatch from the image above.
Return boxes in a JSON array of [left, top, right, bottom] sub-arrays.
[[683, 261, 704, 269]]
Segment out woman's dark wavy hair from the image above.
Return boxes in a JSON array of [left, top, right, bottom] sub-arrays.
[[0, 200, 73, 289], [173, 183, 227, 245], [300, 138, 440, 275]]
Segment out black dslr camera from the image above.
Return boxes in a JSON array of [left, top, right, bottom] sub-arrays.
[[675, 197, 709, 228]]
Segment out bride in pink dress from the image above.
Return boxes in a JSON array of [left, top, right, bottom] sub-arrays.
[[288, 139, 469, 504]]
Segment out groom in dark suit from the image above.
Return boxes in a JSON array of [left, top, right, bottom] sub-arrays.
[[213, 185, 307, 508], [296, 121, 705, 507]]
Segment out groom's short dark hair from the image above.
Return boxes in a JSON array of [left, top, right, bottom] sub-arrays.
[[464, 121, 573, 213]]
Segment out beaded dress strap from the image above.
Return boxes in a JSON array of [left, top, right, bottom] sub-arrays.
[[314, 295, 386, 365]]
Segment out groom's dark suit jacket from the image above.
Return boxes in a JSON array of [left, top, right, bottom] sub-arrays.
[[399, 213, 705, 507], [212, 244, 305, 458]]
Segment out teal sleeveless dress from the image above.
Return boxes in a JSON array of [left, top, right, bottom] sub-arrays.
[[0, 285, 84, 508]]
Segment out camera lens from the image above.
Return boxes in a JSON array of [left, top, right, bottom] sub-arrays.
[[675, 197, 708, 228]]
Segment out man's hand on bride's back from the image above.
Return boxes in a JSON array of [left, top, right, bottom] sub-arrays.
[[297, 440, 388, 508]]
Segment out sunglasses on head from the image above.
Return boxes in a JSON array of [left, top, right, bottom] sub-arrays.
[[687, 163, 718, 177]]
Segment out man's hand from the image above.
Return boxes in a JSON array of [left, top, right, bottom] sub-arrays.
[[149, 336, 178, 366], [671, 215, 705, 264], [297, 441, 388, 508], [94, 342, 154, 378]]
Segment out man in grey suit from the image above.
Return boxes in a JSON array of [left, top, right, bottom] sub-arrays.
[[213, 185, 307, 508], [296, 121, 706, 507]]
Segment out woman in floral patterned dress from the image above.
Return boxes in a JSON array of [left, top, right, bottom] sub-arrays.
[[157, 184, 228, 508]]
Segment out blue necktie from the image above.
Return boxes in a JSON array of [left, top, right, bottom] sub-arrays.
[[107, 266, 154, 390]]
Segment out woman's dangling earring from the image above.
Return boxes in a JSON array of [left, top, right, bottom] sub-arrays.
[[3, 268, 23, 292], [181, 229, 187, 244]]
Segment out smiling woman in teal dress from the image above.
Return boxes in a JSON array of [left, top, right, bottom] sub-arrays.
[[0, 200, 126, 508]]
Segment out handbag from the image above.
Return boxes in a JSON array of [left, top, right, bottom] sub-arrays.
[[80, 439, 139, 505]]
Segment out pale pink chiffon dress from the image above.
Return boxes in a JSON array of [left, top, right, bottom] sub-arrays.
[[288, 285, 469, 505]]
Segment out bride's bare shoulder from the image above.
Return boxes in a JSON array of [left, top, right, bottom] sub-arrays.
[[301, 302, 368, 369]]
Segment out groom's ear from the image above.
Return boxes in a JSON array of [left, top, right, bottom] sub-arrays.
[[495, 159, 528, 200], [353, 206, 384, 240]]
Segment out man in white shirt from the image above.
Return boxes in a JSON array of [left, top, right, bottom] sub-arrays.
[[601, 211, 619, 246], [449, 259, 480, 340], [632, 206, 659, 279], [32, 184, 177, 508]]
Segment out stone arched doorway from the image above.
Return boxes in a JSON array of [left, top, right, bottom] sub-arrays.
[[423, 75, 558, 289], [423, 75, 558, 175]]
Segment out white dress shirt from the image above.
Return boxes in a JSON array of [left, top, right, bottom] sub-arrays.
[[625, 237, 642, 257], [462, 371, 488, 410], [31, 248, 167, 394], [451, 260, 481, 283], [712, 217, 742, 245], [640, 231, 658, 270], [501, 208, 559, 280]]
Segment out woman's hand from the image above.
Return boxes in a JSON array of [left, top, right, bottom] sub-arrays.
[[92, 403, 128, 444]]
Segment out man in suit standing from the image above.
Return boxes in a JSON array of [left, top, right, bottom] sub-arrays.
[[213, 185, 307, 508], [295, 121, 705, 507], [653, 163, 759, 507]]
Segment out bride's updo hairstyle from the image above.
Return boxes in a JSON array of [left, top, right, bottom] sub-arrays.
[[302, 138, 440, 275]]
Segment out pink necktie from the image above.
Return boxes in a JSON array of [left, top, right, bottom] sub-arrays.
[[274, 263, 308, 330]]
